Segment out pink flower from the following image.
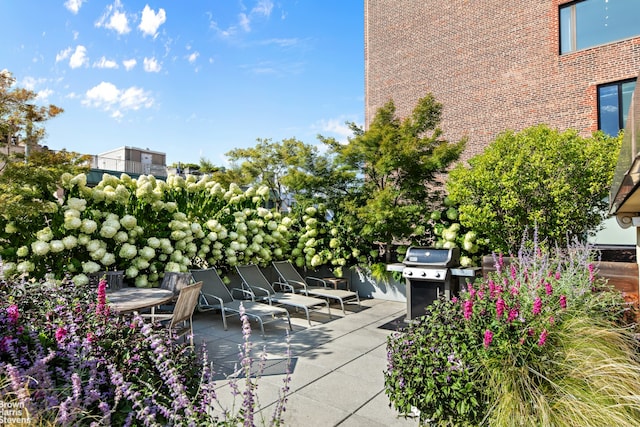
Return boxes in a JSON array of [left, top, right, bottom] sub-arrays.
[[96, 278, 107, 316], [555, 271, 561, 280], [483, 330, 494, 348], [510, 264, 517, 280], [6, 304, 19, 325], [507, 307, 519, 323], [463, 300, 474, 320], [510, 286, 520, 296], [55, 327, 67, 342], [451, 296, 458, 303], [495, 298, 506, 318], [538, 329, 548, 346], [588, 263, 595, 283], [533, 297, 542, 315], [559, 294, 567, 309], [544, 281, 553, 295], [468, 283, 476, 299]]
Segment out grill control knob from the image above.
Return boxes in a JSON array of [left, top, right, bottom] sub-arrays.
[[406, 271, 412, 276], [420, 271, 426, 277], [435, 272, 441, 278]]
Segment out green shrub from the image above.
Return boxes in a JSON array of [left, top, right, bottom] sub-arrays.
[[446, 125, 621, 254], [385, 238, 640, 426]]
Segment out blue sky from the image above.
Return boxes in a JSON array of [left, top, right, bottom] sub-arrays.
[[2, 0, 364, 166]]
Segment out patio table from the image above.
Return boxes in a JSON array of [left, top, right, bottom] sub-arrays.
[[107, 288, 175, 314]]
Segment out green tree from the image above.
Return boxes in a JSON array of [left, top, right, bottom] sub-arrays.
[[0, 69, 89, 220], [0, 69, 64, 167], [446, 125, 622, 253], [225, 138, 320, 210], [325, 94, 466, 261]]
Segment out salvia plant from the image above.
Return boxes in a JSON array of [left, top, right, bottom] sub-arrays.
[[0, 276, 291, 426], [385, 236, 640, 426]]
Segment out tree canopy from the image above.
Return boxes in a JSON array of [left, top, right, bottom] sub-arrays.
[[446, 125, 622, 253]]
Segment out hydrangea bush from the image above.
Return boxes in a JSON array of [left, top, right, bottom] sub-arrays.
[[0, 173, 332, 285], [385, 239, 640, 426]]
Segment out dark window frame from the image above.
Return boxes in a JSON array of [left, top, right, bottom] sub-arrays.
[[597, 78, 637, 135], [559, 0, 640, 54]]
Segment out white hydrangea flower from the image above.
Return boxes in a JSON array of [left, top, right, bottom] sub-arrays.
[[165, 202, 177, 213], [134, 258, 150, 270], [125, 266, 139, 278], [16, 246, 29, 257], [100, 225, 118, 239], [72, 274, 90, 285], [32, 240, 50, 256], [64, 216, 82, 230], [77, 234, 90, 245], [120, 215, 137, 230], [49, 240, 65, 253], [36, 227, 54, 242], [114, 231, 129, 243], [139, 246, 156, 260], [257, 185, 270, 197], [4, 222, 17, 233], [100, 252, 116, 266], [60, 236, 78, 250], [82, 261, 101, 273], [17, 261, 35, 273], [147, 237, 161, 249], [135, 275, 149, 288], [92, 189, 106, 202], [70, 174, 87, 187], [165, 262, 181, 273], [90, 247, 106, 261], [119, 243, 137, 260], [81, 219, 98, 234], [86, 240, 102, 253], [67, 197, 87, 212], [171, 230, 187, 241], [64, 208, 80, 219], [2, 262, 17, 276], [170, 250, 183, 263]]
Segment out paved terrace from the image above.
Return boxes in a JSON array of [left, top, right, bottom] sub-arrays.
[[191, 298, 419, 426]]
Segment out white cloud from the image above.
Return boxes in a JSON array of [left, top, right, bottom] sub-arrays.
[[21, 76, 46, 90], [56, 47, 72, 63], [123, 58, 137, 70], [187, 51, 199, 63], [252, 0, 274, 17], [317, 117, 356, 143], [93, 56, 119, 69], [64, 0, 86, 14], [36, 88, 54, 101], [143, 57, 161, 72], [82, 81, 154, 118], [139, 5, 166, 38], [238, 13, 251, 32], [96, 1, 131, 35], [69, 45, 88, 69]]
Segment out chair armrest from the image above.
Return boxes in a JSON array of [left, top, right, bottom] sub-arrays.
[[305, 276, 328, 287], [199, 293, 224, 311], [249, 286, 271, 298], [232, 287, 255, 301]]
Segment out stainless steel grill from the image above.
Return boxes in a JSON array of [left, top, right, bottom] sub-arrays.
[[400, 246, 460, 320]]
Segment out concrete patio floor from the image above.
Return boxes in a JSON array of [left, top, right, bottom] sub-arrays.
[[190, 298, 419, 426]]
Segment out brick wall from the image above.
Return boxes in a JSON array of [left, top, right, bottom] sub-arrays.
[[364, 0, 640, 161]]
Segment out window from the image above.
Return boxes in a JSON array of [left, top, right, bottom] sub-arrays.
[[560, 0, 640, 54], [598, 79, 636, 136]]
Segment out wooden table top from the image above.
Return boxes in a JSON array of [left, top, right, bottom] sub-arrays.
[[107, 287, 175, 313]]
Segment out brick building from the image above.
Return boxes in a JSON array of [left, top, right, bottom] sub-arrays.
[[364, 0, 640, 161]]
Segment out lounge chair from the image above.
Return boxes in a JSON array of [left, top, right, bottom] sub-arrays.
[[190, 268, 291, 336], [236, 264, 331, 327], [272, 261, 361, 314]]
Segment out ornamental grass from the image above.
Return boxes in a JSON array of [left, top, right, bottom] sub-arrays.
[[385, 237, 640, 427]]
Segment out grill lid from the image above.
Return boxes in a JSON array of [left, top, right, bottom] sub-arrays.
[[402, 246, 460, 267]]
